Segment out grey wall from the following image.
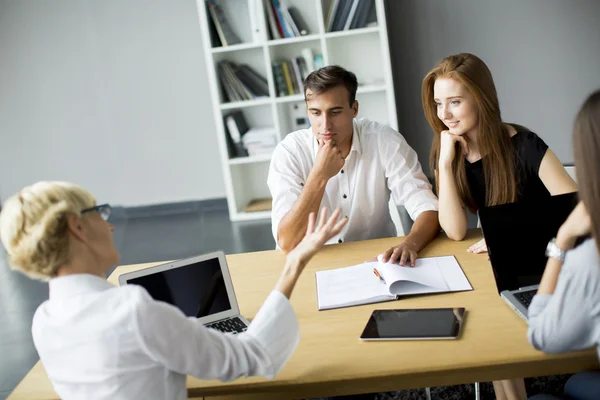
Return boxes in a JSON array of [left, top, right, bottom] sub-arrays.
[[0, 0, 224, 206], [386, 0, 600, 176], [1, 0, 598, 207]]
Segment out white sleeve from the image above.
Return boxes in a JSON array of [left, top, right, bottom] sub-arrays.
[[133, 289, 300, 381], [378, 126, 438, 220], [267, 141, 305, 244]]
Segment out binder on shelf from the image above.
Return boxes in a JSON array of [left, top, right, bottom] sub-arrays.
[[235, 65, 269, 97], [226, 137, 249, 158], [270, 2, 286, 37], [218, 61, 269, 102], [248, 0, 266, 42], [296, 56, 309, 81], [224, 110, 250, 158], [290, 59, 304, 95], [272, 62, 288, 97], [229, 63, 253, 100], [343, 0, 361, 31], [287, 61, 300, 94], [327, 0, 376, 32], [218, 63, 241, 102], [220, 62, 250, 101], [326, 0, 341, 32], [264, 0, 282, 39], [331, 0, 353, 32], [206, 1, 242, 47], [280, 3, 300, 37], [281, 61, 295, 95], [301, 48, 315, 72], [287, 7, 309, 36], [206, 2, 222, 47], [271, 0, 293, 38], [264, 0, 309, 39], [350, 0, 375, 30]]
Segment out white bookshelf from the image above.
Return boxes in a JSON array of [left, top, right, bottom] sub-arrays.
[[196, 0, 398, 221]]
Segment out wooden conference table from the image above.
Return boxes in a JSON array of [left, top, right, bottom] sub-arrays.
[[8, 230, 599, 399]]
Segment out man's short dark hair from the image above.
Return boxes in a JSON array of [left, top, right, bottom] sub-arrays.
[[303, 65, 358, 107]]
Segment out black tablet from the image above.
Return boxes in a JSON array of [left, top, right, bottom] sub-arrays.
[[360, 308, 466, 341]]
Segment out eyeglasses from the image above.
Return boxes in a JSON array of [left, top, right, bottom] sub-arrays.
[[81, 204, 112, 221]]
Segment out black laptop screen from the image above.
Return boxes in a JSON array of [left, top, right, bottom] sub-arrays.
[[127, 258, 232, 318], [478, 192, 578, 291]]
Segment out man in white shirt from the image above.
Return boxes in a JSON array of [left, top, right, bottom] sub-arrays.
[[268, 66, 440, 266]]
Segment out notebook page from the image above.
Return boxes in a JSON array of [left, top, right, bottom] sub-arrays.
[[315, 262, 394, 310], [377, 256, 449, 292], [436, 256, 472, 290]]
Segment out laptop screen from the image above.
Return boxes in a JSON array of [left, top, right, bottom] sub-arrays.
[[478, 192, 578, 292], [127, 257, 232, 318]]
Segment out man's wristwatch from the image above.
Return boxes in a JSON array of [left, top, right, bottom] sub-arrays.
[[545, 238, 566, 262]]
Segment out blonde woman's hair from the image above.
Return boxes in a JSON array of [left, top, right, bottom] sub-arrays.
[[0, 181, 95, 280]]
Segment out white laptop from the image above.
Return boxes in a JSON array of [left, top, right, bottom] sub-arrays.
[[118, 251, 249, 334]]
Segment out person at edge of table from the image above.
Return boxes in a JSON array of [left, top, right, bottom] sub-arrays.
[[527, 89, 600, 400], [0, 181, 348, 400]]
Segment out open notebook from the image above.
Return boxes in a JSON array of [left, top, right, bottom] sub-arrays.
[[315, 256, 472, 310]]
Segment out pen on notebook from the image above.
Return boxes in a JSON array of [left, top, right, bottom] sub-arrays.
[[373, 268, 386, 284]]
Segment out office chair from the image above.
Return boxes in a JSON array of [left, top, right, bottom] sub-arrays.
[[389, 199, 407, 237]]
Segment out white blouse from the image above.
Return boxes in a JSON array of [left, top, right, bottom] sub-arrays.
[[32, 274, 299, 400]]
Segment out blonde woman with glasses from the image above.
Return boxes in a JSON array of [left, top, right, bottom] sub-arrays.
[[0, 181, 346, 400]]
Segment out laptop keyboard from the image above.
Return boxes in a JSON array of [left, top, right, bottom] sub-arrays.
[[206, 316, 248, 334], [514, 289, 537, 308]]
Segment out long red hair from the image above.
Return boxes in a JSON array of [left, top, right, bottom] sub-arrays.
[[422, 53, 517, 210]]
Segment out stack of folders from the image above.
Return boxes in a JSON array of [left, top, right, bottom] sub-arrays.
[[242, 128, 278, 157], [224, 111, 277, 158], [272, 48, 324, 97], [315, 256, 473, 310], [325, 0, 377, 32], [218, 61, 269, 103], [265, 0, 310, 39]]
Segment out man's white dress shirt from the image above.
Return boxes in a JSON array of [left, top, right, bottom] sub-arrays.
[[32, 274, 299, 400], [268, 118, 439, 245]]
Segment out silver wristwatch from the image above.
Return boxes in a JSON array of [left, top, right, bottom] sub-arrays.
[[545, 238, 566, 262]]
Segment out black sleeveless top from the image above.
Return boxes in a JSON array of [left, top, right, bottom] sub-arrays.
[[465, 130, 550, 210]]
